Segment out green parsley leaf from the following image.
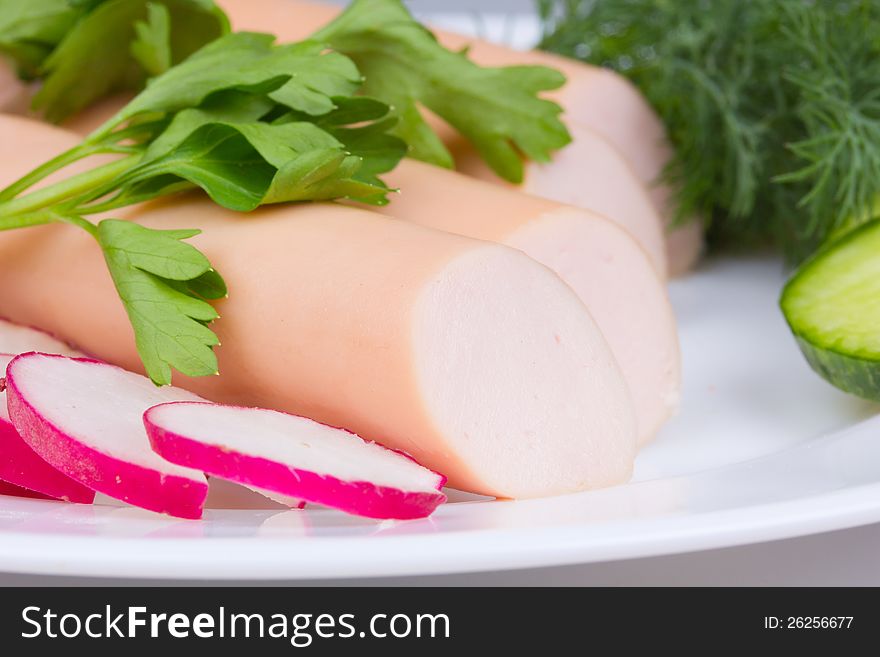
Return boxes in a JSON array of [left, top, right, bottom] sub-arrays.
[[32, 0, 228, 122], [274, 96, 409, 189], [123, 119, 392, 209], [114, 35, 360, 127], [328, 118, 408, 188], [312, 0, 571, 183], [69, 1, 112, 11], [130, 2, 172, 77], [96, 218, 223, 386], [310, 96, 392, 127], [0, 0, 80, 77]]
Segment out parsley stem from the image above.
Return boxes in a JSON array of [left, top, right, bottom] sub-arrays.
[[56, 214, 98, 237], [0, 209, 60, 232], [77, 181, 197, 215], [0, 208, 97, 235], [0, 155, 139, 220], [0, 143, 100, 202]]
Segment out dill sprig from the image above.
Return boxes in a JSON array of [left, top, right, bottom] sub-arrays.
[[537, 0, 880, 261]]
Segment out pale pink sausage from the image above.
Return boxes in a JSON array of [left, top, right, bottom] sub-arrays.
[[0, 60, 21, 102], [218, 0, 704, 274], [446, 120, 667, 276], [0, 116, 637, 498], [0, 115, 116, 190], [61, 98, 681, 444], [380, 159, 680, 445], [61, 95, 667, 277], [0, 60, 30, 114]]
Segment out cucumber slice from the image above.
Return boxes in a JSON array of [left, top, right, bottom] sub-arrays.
[[781, 218, 880, 400]]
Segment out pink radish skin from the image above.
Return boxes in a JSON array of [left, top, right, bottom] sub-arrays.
[[0, 413, 95, 503], [0, 354, 95, 503], [6, 353, 209, 519], [145, 402, 447, 520]]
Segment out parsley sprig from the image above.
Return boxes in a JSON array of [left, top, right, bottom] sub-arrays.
[[314, 0, 571, 183], [0, 0, 573, 385], [0, 0, 229, 122], [0, 30, 407, 385]]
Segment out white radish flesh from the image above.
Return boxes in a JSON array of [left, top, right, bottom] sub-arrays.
[[5, 353, 209, 518], [0, 318, 83, 357], [145, 402, 447, 520]]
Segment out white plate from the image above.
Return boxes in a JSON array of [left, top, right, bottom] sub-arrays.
[[1, 257, 879, 580]]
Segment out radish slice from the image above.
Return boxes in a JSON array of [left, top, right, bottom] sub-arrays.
[[5, 353, 209, 519], [0, 354, 95, 503], [0, 479, 52, 500], [0, 317, 92, 502], [144, 402, 447, 520], [0, 318, 83, 356]]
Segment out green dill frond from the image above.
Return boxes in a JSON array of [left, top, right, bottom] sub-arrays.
[[538, 0, 880, 262]]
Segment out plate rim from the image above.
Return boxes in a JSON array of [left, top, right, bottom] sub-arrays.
[[2, 459, 879, 580]]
